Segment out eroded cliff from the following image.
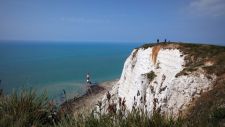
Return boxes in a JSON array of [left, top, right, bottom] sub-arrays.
[[101, 42, 225, 118]]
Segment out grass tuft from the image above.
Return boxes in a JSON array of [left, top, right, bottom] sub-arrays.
[[0, 88, 54, 127], [146, 71, 157, 82]]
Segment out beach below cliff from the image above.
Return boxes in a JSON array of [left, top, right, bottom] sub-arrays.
[[61, 79, 118, 114]]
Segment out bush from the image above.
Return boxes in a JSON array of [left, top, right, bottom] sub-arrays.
[[146, 71, 157, 82]]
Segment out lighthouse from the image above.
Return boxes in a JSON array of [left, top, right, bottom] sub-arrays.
[[85, 73, 92, 94], [86, 73, 91, 84]]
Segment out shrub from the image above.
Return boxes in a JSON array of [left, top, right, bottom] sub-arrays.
[[146, 71, 157, 82]]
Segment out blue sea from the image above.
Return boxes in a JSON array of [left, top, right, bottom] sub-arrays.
[[0, 41, 142, 103]]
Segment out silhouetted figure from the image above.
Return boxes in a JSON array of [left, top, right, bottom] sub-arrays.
[[157, 39, 159, 43], [164, 39, 167, 43]]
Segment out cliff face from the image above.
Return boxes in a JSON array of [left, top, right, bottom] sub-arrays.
[[101, 43, 221, 117]]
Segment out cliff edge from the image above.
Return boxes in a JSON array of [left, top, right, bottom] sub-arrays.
[[100, 42, 225, 122]]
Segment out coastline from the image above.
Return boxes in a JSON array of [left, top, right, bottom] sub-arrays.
[[61, 79, 118, 114]]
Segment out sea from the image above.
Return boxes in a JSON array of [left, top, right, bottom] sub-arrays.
[[0, 41, 143, 104]]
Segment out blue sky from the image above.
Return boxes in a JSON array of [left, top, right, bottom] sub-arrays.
[[0, 0, 225, 43]]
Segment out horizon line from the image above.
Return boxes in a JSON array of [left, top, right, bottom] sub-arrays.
[[0, 39, 224, 46]]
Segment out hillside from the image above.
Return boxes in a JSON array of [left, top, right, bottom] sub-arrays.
[[100, 42, 225, 126]]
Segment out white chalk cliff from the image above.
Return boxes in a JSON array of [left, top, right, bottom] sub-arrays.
[[101, 45, 216, 116]]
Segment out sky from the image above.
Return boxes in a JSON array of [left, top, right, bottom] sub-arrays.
[[0, 0, 225, 44]]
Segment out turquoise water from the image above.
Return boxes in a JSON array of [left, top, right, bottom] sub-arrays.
[[0, 41, 141, 102]]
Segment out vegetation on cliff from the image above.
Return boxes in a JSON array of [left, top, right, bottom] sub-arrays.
[[146, 71, 157, 82], [137, 42, 225, 76], [137, 42, 225, 126], [0, 88, 224, 127], [0, 89, 181, 127]]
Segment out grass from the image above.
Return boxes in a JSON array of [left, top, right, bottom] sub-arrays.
[[0, 88, 183, 127], [54, 109, 183, 127], [184, 78, 225, 127], [137, 42, 225, 77], [131, 49, 138, 60], [0, 88, 54, 127], [0, 85, 224, 127], [177, 43, 225, 77], [135, 43, 155, 50], [146, 71, 157, 82], [211, 107, 225, 126]]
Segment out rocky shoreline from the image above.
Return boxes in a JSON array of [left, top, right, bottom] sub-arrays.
[[61, 80, 118, 115]]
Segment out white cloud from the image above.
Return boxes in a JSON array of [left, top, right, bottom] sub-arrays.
[[189, 0, 225, 17]]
